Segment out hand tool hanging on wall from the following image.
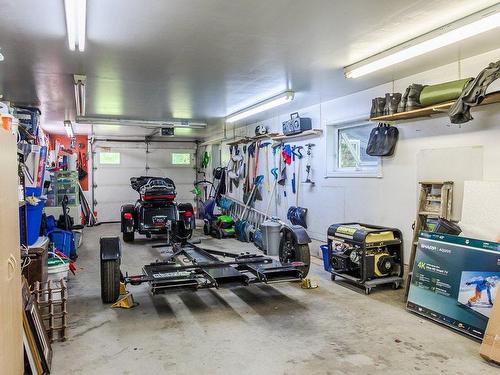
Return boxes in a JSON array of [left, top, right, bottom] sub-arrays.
[[227, 146, 243, 192], [259, 142, 271, 193], [228, 146, 234, 193], [265, 168, 279, 218], [272, 142, 284, 211], [291, 145, 303, 197], [253, 141, 263, 201], [244, 143, 254, 195], [302, 143, 315, 185], [288, 145, 307, 228]]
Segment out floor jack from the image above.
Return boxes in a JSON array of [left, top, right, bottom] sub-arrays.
[[111, 282, 139, 309]]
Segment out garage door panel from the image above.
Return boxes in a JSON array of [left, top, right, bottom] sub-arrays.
[[147, 149, 194, 168], [95, 185, 138, 204], [93, 142, 196, 222], [147, 168, 194, 183], [95, 168, 146, 186], [96, 148, 146, 168]]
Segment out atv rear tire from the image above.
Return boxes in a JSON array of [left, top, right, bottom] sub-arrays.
[[122, 231, 134, 242], [279, 234, 311, 277], [101, 259, 121, 303]]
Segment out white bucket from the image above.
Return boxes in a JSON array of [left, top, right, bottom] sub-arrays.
[[48, 253, 70, 281]]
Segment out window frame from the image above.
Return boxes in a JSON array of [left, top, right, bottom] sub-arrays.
[[98, 151, 121, 165], [326, 120, 382, 178], [171, 152, 192, 166]]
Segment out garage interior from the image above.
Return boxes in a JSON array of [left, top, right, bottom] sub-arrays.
[[2, 1, 500, 374]]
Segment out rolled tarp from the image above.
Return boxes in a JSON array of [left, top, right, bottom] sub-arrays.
[[419, 78, 473, 107]]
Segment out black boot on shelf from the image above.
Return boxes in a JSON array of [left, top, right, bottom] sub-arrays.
[[388, 93, 402, 115], [398, 86, 410, 113], [370, 97, 386, 118], [383, 93, 402, 115], [406, 84, 426, 111]]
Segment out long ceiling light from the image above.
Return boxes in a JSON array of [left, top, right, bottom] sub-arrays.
[[74, 74, 86, 116], [64, 120, 75, 138], [64, 0, 87, 52], [76, 117, 208, 129], [344, 5, 500, 79], [226, 91, 294, 123]]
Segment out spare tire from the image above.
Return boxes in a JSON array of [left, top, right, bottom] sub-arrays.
[[279, 231, 311, 277], [101, 258, 120, 303]]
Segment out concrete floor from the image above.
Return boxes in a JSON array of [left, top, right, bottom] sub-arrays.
[[52, 224, 498, 375]]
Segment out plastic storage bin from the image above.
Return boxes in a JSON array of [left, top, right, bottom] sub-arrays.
[[24, 200, 45, 246], [54, 171, 79, 206], [48, 229, 75, 258], [13, 106, 41, 135]]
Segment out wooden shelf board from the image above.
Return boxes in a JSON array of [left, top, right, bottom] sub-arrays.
[[370, 91, 500, 123], [226, 137, 250, 146], [226, 130, 322, 145], [226, 133, 279, 146], [270, 129, 323, 141]]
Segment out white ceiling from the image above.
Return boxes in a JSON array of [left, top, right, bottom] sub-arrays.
[[0, 0, 499, 136]]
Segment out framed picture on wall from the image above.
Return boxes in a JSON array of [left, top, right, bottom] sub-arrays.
[[25, 296, 52, 373]]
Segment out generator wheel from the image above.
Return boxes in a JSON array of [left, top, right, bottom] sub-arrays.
[[279, 232, 310, 277], [101, 259, 121, 303], [122, 231, 134, 242]]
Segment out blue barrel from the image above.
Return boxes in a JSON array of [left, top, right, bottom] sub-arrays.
[[25, 200, 45, 246]]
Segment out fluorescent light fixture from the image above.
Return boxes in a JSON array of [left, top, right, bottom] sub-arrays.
[[226, 91, 294, 123], [76, 117, 207, 129], [344, 5, 500, 78], [74, 75, 86, 116], [64, 120, 74, 138], [64, 0, 87, 52]]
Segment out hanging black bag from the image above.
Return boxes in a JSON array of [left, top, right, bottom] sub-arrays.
[[78, 151, 88, 180], [366, 123, 399, 156]]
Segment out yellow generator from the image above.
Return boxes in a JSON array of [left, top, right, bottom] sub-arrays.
[[327, 223, 403, 294]]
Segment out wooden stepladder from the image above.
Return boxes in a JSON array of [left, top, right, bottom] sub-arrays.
[[403, 181, 453, 301]]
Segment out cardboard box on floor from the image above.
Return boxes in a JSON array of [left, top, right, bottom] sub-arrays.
[[481, 289, 500, 364]]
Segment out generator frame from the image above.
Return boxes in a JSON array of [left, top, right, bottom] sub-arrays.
[[99, 235, 310, 303], [327, 223, 404, 295]]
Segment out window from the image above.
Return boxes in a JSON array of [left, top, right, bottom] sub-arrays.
[[99, 152, 120, 165], [171, 152, 191, 165], [326, 122, 381, 178]]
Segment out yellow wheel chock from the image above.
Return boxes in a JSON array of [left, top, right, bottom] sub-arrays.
[[301, 278, 318, 289], [112, 282, 139, 309]]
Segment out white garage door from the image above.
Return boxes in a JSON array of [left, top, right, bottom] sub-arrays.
[[93, 141, 196, 222]]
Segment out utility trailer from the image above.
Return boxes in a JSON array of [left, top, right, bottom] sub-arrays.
[[99, 232, 310, 303]]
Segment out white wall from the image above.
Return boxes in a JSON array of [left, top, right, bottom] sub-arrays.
[[209, 48, 500, 262]]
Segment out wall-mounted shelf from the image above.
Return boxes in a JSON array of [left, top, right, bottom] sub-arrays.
[[270, 129, 323, 142], [226, 133, 279, 146], [225, 130, 324, 145], [370, 91, 500, 123]]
